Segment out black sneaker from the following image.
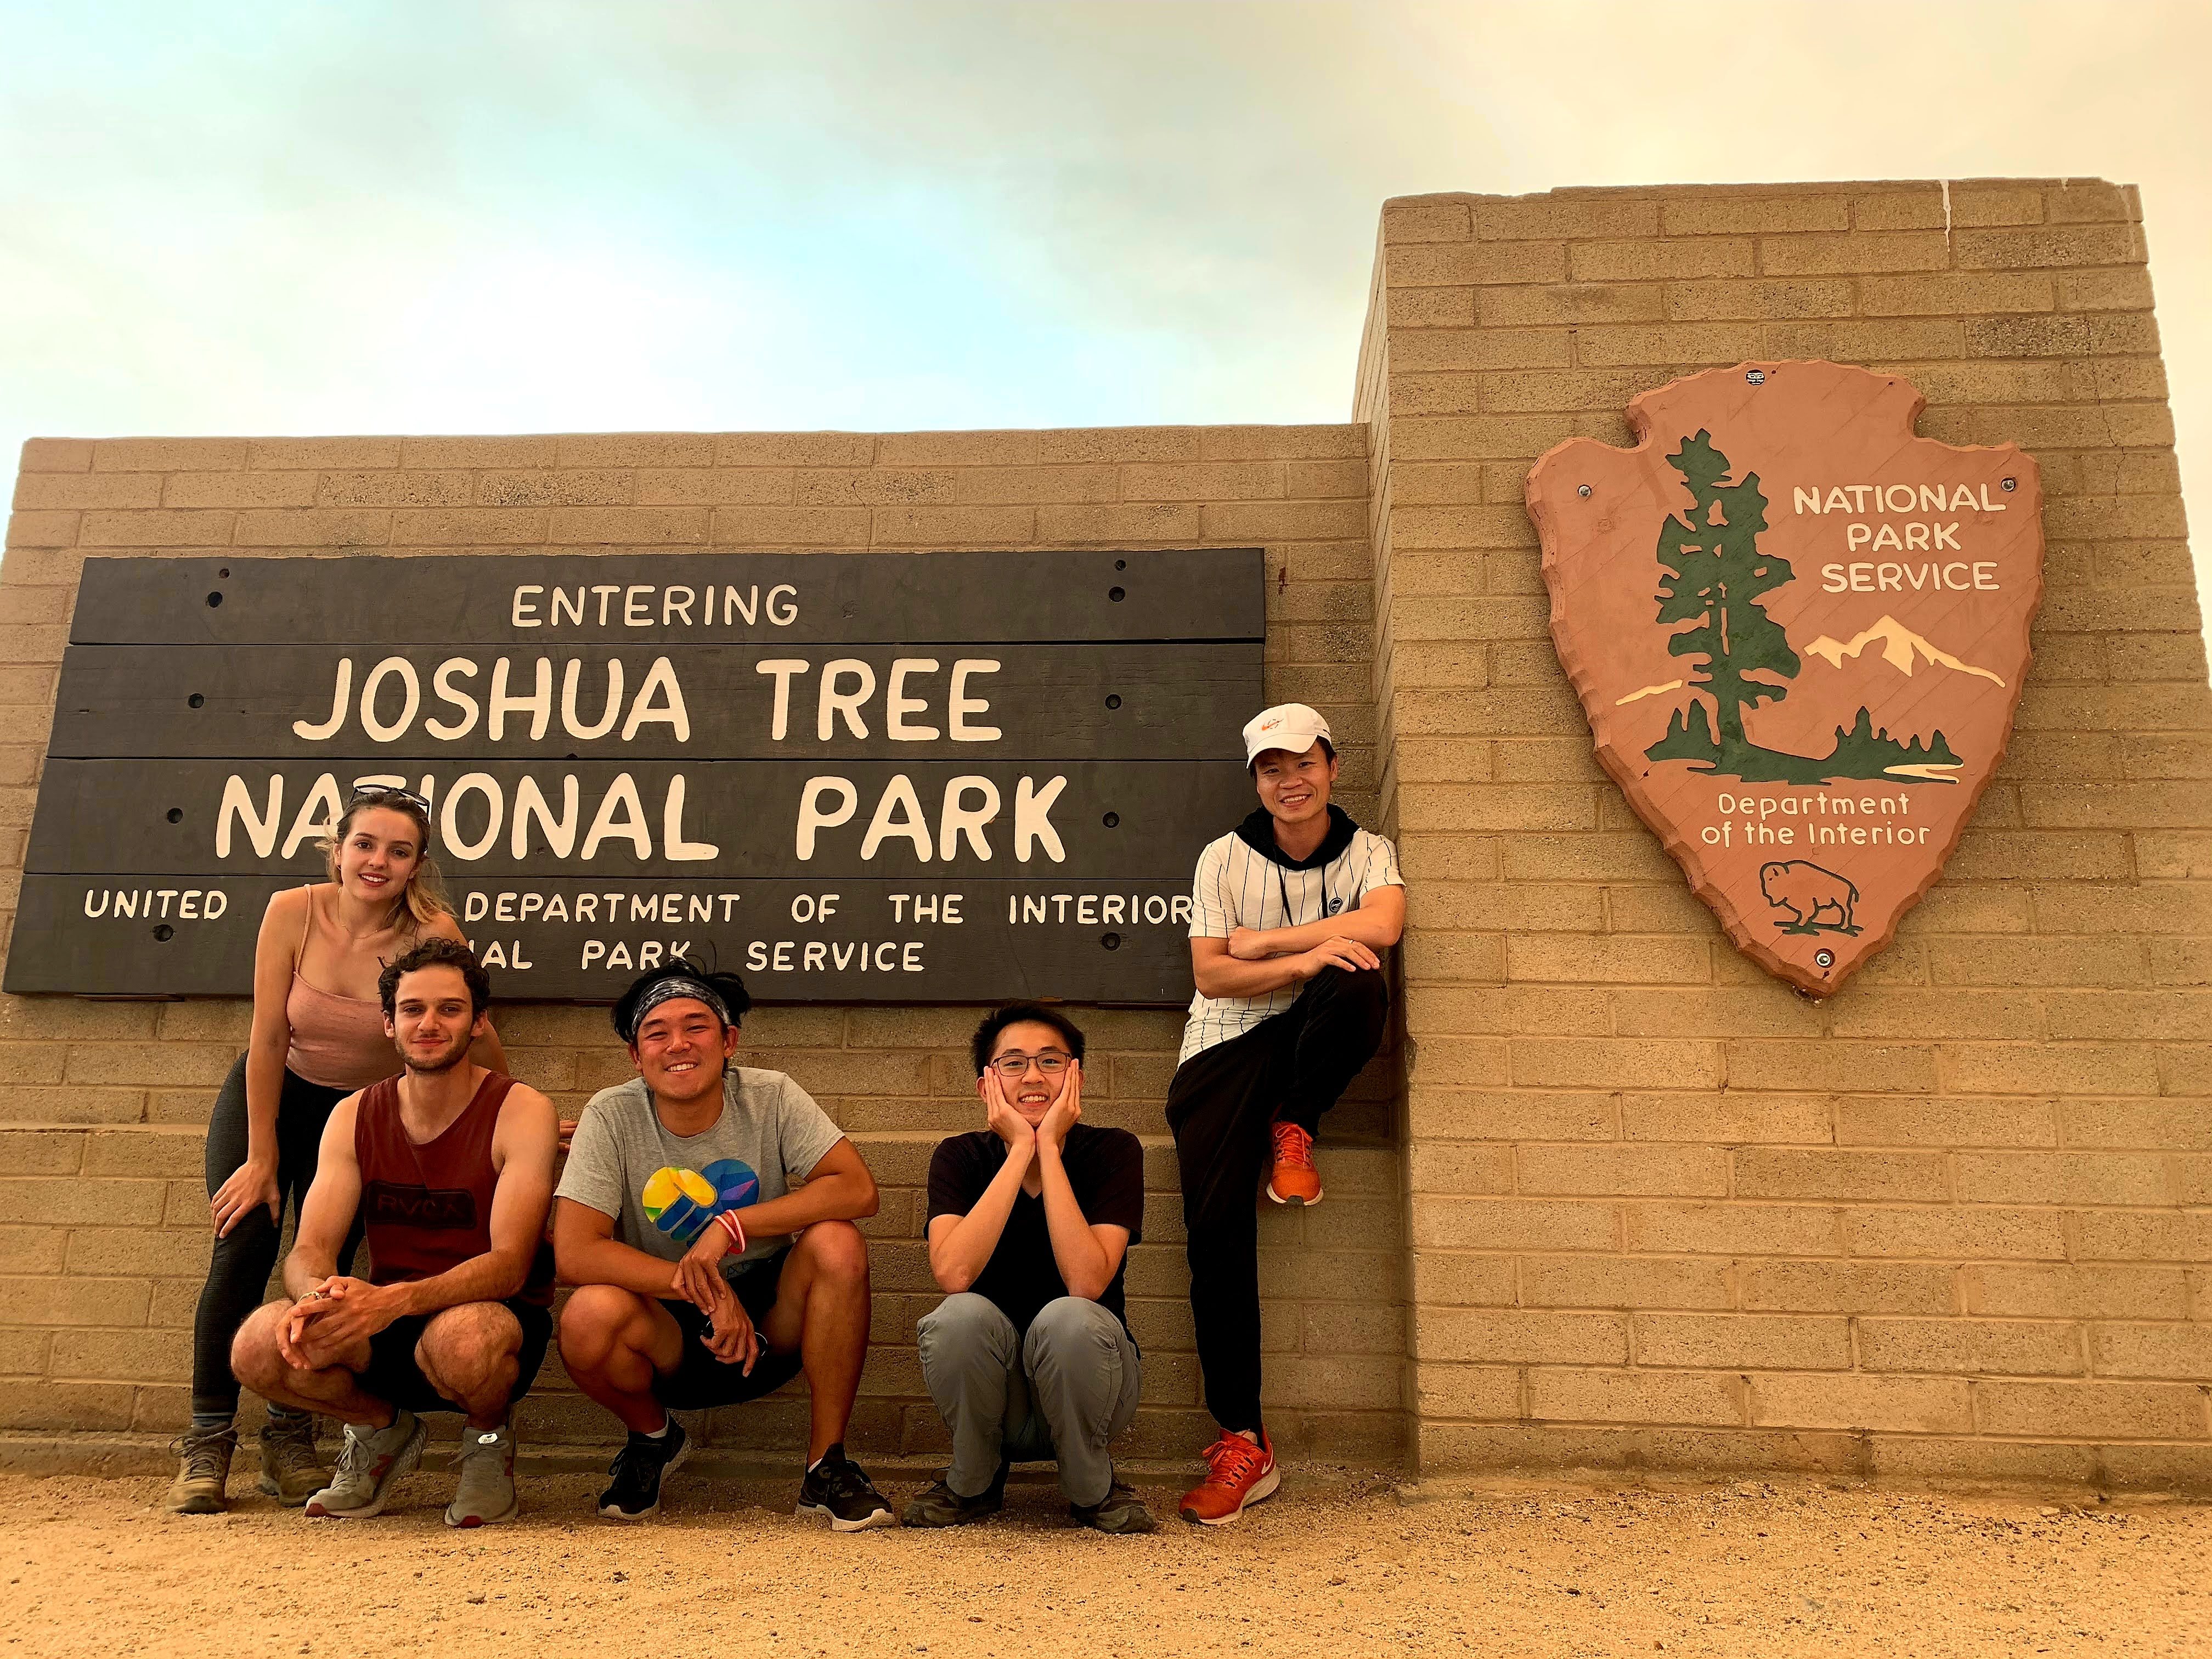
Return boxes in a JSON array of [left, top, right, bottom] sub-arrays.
[[598, 1419, 690, 1521], [796, 1442, 898, 1532], [901, 1460, 1008, 1528], [1071, 1475, 1158, 1534]]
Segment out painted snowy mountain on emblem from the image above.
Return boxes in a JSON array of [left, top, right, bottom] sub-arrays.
[[1527, 360, 2044, 996]]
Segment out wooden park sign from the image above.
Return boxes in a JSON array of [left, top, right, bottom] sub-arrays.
[[1528, 361, 2043, 995], [9, 549, 1263, 1002]]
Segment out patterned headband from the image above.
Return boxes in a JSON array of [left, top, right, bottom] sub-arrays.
[[623, 974, 733, 1042]]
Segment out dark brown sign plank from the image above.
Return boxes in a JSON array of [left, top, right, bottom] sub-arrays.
[[46, 642, 1260, 761], [25, 758, 1250, 882], [69, 550, 1265, 647], [4, 874, 1201, 1003]]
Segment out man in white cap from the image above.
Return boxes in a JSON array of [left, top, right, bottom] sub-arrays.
[[1166, 702, 1403, 1526]]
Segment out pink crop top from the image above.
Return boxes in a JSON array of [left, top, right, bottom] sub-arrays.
[[284, 887, 400, 1091]]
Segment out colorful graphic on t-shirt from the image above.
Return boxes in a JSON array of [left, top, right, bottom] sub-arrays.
[[641, 1157, 761, 1243]]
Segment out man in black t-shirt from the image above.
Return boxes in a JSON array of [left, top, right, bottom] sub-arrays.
[[905, 1003, 1154, 1534]]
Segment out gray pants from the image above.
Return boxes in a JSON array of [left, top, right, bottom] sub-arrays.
[[916, 1293, 1142, 1508]]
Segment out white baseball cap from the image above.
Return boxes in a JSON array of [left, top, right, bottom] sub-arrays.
[[1242, 702, 1334, 766]]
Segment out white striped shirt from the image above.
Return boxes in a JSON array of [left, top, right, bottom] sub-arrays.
[[1177, 825, 1403, 1064]]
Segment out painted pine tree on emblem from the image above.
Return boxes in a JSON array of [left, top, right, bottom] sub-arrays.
[[1643, 430, 1960, 786]]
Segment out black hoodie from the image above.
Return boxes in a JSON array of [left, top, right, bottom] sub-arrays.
[[1232, 802, 1363, 871]]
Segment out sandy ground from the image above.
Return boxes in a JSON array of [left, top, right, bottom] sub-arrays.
[[0, 1465, 2205, 1658]]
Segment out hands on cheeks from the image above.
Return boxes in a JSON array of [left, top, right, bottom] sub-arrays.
[[981, 1066, 1036, 1153], [279, 1276, 388, 1368], [1034, 1060, 1083, 1155]]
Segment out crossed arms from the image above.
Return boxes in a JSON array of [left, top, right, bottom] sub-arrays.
[[1191, 880, 1404, 1000]]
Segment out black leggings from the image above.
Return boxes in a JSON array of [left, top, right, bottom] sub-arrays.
[[190, 1054, 365, 1420], [1164, 966, 1390, 1436]]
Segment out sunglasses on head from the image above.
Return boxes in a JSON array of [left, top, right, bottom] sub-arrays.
[[347, 784, 432, 815]]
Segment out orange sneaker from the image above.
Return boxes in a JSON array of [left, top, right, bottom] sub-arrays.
[[1178, 1430, 1279, 1526], [1265, 1121, 1322, 1205]]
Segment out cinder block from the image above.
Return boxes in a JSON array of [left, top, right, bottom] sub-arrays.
[[1858, 1316, 2084, 1377], [1518, 1143, 1728, 1198], [13, 474, 162, 511], [92, 438, 248, 472], [1568, 240, 1752, 282], [1415, 1306, 1628, 1365], [1409, 1251, 1516, 1308], [1976, 1379, 2204, 1440], [0, 1380, 137, 1430], [1529, 1366, 1742, 1426], [1964, 1263, 2190, 1320], [1842, 1206, 2066, 1261], [19, 439, 93, 473], [2089, 1323, 2212, 1380], [1733, 1149, 1948, 1203], [1520, 1254, 1730, 1310], [1634, 1312, 1849, 1371], [1955, 1152, 2169, 1207], [1954, 223, 2145, 270], [0, 1276, 153, 1327], [1032, 502, 1201, 543], [1743, 1261, 1955, 1314], [6, 511, 79, 549], [1750, 1374, 1973, 1433], [1413, 1361, 1516, 1418], [1758, 230, 1950, 275], [1624, 1201, 1840, 1257], [78, 510, 234, 548], [1412, 1197, 1616, 1253]]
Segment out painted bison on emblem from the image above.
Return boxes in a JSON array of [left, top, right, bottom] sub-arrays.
[[1759, 860, 1862, 936]]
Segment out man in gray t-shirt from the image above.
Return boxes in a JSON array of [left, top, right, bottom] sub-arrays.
[[552, 964, 894, 1531]]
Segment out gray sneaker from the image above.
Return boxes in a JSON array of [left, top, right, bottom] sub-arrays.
[[255, 1412, 328, 1508], [163, 1425, 236, 1515], [1072, 1476, 1159, 1534], [445, 1422, 518, 1528], [304, 1410, 425, 1520]]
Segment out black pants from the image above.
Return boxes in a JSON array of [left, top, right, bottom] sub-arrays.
[[1164, 966, 1389, 1436], [190, 1054, 365, 1420]]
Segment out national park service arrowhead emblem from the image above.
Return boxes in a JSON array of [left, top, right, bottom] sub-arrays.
[[1527, 360, 2043, 996]]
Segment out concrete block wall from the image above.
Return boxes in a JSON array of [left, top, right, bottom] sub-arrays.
[[0, 427, 1405, 1464], [1357, 180, 2212, 1488]]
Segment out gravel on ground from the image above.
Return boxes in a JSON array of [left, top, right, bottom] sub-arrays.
[[0, 1466, 2204, 1657]]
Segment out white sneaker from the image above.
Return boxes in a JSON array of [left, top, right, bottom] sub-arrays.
[[305, 1410, 425, 1520]]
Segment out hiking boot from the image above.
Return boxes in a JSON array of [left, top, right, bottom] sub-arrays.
[[1265, 1121, 1322, 1206], [255, 1412, 327, 1508], [599, 1419, 690, 1522], [901, 1460, 1007, 1528], [796, 1442, 898, 1532], [1072, 1475, 1157, 1534], [164, 1425, 236, 1514], [445, 1421, 518, 1528], [1178, 1429, 1279, 1526], [304, 1409, 425, 1520]]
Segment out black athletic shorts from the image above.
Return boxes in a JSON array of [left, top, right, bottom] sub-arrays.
[[655, 1248, 804, 1410], [356, 1296, 554, 1416]]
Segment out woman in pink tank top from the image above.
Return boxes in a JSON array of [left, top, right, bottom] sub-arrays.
[[169, 786, 508, 1514]]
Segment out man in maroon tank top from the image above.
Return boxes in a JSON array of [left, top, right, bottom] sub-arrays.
[[231, 939, 559, 1528]]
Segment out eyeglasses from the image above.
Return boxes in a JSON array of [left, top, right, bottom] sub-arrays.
[[348, 784, 432, 815], [988, 1051, 1071, 1078]]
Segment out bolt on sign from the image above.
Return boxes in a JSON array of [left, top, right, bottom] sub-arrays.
[[1528, 361, 2043, 995], [7, 549, 1262, 1002]]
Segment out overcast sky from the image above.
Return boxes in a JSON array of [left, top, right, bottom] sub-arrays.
[[4, 0, 2207, 628]]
